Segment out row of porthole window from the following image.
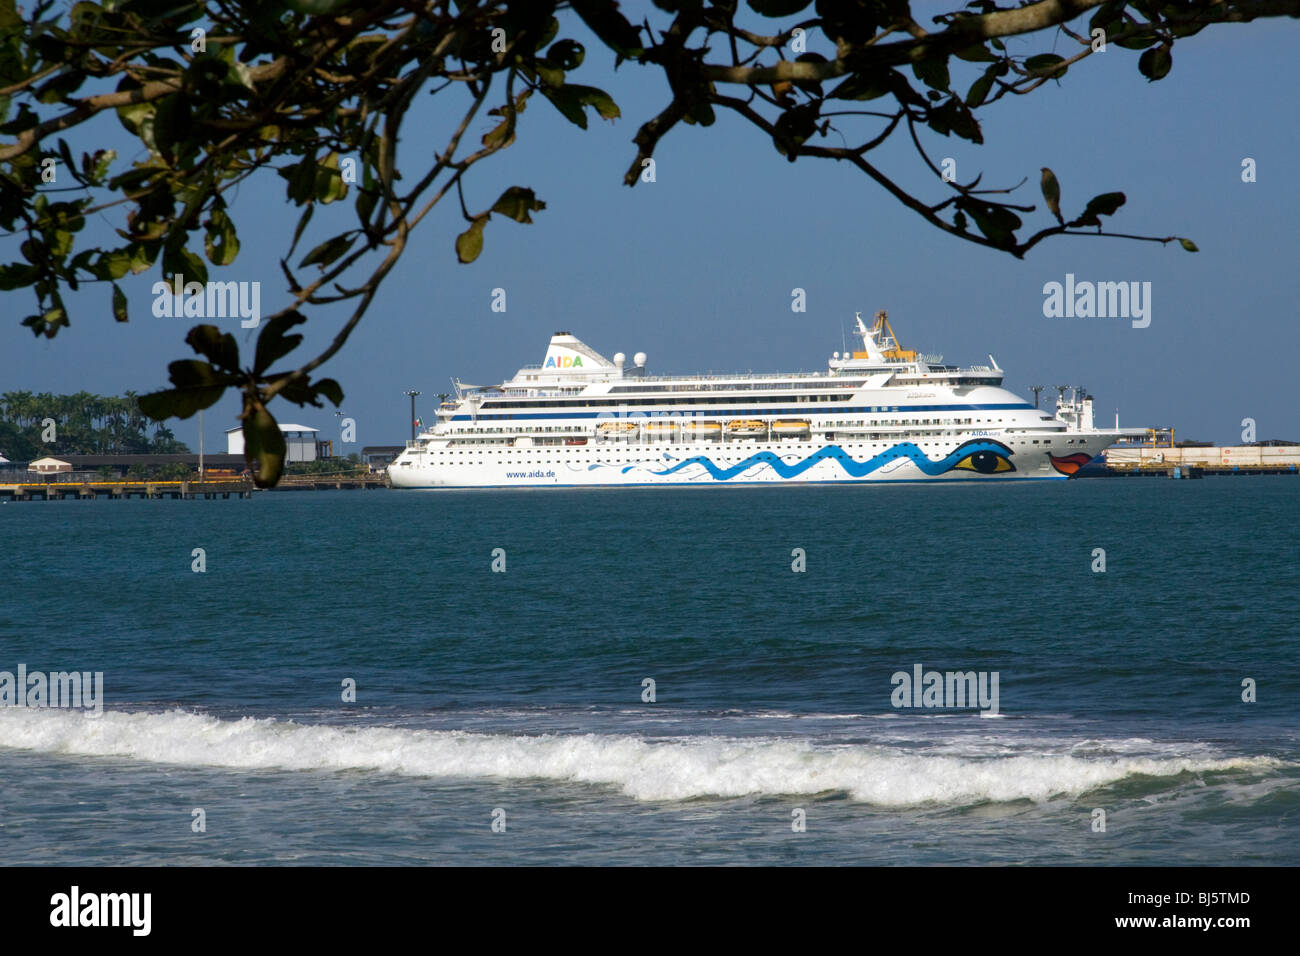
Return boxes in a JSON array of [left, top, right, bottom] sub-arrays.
[[431, 435, 1079, 457], [447, 414, 1045, 438]]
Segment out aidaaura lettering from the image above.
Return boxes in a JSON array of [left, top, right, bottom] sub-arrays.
[[151, 272, 261, 328], [1042, 273, 1151, 328], [0, 664, 103, 716]]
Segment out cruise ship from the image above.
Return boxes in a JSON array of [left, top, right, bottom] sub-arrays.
[[389, 311, 1141, 488]]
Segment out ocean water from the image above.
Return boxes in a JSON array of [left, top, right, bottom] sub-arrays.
[[0, 479, 1296, 865]]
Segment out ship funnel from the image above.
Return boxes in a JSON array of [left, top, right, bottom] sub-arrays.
[[541, 332, 615, 372]]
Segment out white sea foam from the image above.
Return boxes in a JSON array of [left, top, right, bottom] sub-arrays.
[[0, 708, 1281, 806]]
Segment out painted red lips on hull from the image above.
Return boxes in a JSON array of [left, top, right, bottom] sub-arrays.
[[1049, 452, 1093, 476]]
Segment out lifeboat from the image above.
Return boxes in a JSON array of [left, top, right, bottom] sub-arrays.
[[726, 419, 767, 437], [643, 421, 677, 433], [682, 421, 722, 434], [597, 421, 639, 436], [771, 418, 811, 436], [565, 438, 588, 446]]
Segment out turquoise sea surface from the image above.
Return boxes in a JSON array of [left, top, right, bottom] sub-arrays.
[[1, 479, 1296, 865]]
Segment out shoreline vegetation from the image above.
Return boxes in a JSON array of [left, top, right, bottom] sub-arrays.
[[0, 390, 186, 461], [1, 390, 370, 482]]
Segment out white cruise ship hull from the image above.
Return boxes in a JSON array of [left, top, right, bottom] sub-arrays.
[[390, 433, 1122, 488]]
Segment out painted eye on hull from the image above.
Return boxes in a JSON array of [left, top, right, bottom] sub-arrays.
[[954, 450, 1014, 474]]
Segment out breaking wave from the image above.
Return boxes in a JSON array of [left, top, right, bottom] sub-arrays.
[[0, 708, 1280, 806]]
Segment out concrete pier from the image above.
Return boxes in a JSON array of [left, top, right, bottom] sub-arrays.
[[0, 479, 255, 501]]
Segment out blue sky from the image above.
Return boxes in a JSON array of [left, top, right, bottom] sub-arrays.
[[4, 12, 1298, 450]]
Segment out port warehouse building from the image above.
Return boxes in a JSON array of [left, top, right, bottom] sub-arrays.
[[225, 424, 321, 461]]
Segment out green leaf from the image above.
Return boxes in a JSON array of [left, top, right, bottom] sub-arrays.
[[167, 359, 230, 389], [954, 44, 997, 63], [107, 165, 156, 193], [204, 204, 240, 266], [912, 56, 950, 92], [1089, 1, 1126, 34], [1179, 238, 1199, 252], [930, 98, 982, 143], [138, 384, 226, 421], [958, 199, 1021, 247], [315, 151, 348, 204], [88, 147, 116, 183], [242, 399, 286, 488], [483, 90, 530, 149], [567, 0, 644, 58], [129, 241, 158, 274], [1024, 54, 1067, 78], [542, 84, 620, 129], [288, 203, 314, 259], [139, 358, 239, 420], [253, 311, 307, 375], [312, 378, 344, 407], [965, 65, 999, 108], [29, 307, 69, 339], [455, 216, 487, 264], [535, 62, 565, 89], [483, 114, 517, 149], [151, 93, 193, 160], [548, 39, 584, 70], [1079, 191, 1126, 222], [1114, 29, 1160, 51], [491, 186, 546, 223], [185, 324, 240, 372], [772, 104, 819, 159], [829, 70, 893, 101], [111, 283, 128, 322], [0, 264, 38, 290], [284, 156, 318, 205], [298, 232, 357, 269], [163, 242, 208, 287], [1138, 46, 1172, 82], [355, 187, 377, 228]]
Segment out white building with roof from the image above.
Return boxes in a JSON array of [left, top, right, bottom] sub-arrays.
[[28, 456, 73, 474], [225, 424, 319, 462]]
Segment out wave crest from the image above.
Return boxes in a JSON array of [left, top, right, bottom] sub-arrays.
[[0, 708, 1277, 805]]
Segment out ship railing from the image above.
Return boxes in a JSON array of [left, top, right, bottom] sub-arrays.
[[504, 364, 1001, 387]]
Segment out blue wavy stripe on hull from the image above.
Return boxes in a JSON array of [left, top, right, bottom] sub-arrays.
[[646, 440, 1013, 480]]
